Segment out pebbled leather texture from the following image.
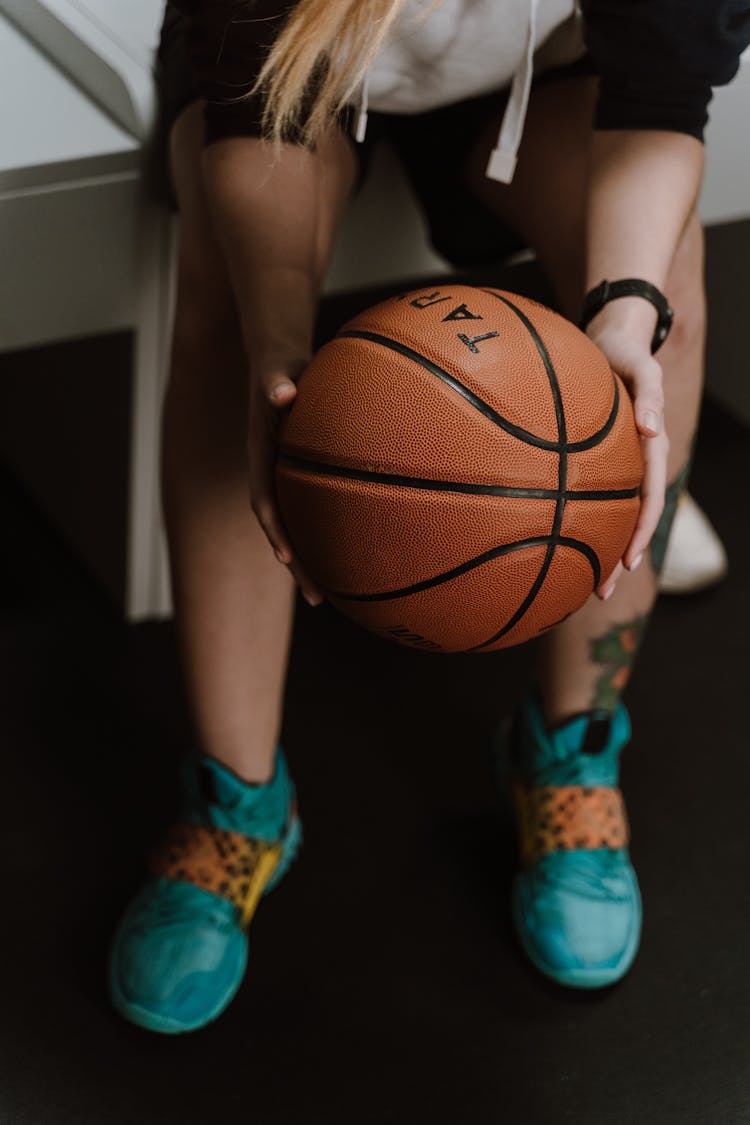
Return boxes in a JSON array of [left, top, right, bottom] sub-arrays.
[[277, 285, 642, 653]]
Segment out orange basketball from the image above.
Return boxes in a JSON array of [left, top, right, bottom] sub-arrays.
[[276, 285, 642, 653]]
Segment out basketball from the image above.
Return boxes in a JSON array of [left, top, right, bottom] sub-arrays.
[[276, 285, 642, 653]]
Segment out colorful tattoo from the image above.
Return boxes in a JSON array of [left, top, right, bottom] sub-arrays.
[[649, 461, 690, 574], [589, 614, 649, 712]]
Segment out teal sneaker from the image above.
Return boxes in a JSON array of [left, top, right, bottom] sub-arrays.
[[503, 691, 641, 989], [109, 748, 301, 1034]]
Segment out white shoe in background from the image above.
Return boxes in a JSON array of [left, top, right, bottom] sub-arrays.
[[657, 492, 728, 595]]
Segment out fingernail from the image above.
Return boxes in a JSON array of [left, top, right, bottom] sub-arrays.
[[602, 584, 615, 600], [629, 553, 643, 572], [304, 592, 321, 607], [642, 411, 659, 433], [270, 383, 294, 403], [274, 548, 286, 564]]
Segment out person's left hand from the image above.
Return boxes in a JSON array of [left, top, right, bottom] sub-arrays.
[[585, 319, 669, 600]]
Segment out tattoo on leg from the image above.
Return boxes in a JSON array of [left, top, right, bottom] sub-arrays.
[[649, 461, 691, 574], [589, 614, 649, 712]]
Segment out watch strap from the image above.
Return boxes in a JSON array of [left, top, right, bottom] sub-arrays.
[[579, 278, 674, 354]]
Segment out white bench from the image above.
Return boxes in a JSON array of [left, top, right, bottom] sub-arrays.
[[1, 0, 748, 618], [0, 2, 174, 617]]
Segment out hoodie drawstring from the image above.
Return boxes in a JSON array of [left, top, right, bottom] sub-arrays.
[[485, 0, 538, 184], [355, 0, 540, 179], [355, 68, 371, 143]]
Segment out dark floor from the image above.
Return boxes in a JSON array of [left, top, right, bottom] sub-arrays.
[[1, 353, 750, 1122]]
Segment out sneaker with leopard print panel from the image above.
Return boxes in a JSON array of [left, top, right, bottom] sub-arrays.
[[498, 691, 641, 989], [109, 747, 301, 1033]]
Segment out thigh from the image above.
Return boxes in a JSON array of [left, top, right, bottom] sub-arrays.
[[169, 102, 237, 338], [165, 103, 250, 471], [464, 73, 598, 317], [169, 102, 358, 332]]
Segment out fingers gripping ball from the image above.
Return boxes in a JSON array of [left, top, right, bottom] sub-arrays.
[[276, 285, 642, 653]]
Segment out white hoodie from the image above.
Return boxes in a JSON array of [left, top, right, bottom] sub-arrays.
[[356, 0, 585, 183]]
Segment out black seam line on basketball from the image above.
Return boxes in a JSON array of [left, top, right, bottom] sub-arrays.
[[327, 536, 600, 604], [479, 291, 622, 453], [469, 533, 603, 651], [335, 309, 604, 641], [480, 293, 568, 649], [480, 293, 567, 504], [566, 377, 619, 453], [468, 553, 554, 652], [278, 455, 640, 501], [338, 329, 571, 452], [337, 328, 620, 455]]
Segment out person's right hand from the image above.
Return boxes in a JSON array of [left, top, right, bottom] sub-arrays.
[[247, 359, 324, 607]]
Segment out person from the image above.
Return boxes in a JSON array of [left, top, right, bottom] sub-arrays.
[[108, 0, 750, 1033]]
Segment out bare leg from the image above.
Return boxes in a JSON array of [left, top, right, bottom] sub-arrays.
[[163, 104, 356, 780], [538, 213, 704, 721], [465, 76, 706, 723], [109, 108, 359, 1037]]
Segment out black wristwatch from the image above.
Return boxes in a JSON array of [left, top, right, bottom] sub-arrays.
[[579, 278, 674, 354]]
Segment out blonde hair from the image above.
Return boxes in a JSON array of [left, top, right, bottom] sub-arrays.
[[253, 0, 410, 144]]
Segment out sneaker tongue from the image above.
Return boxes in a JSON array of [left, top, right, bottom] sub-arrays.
[[519, 700, 628, 787], [198, 760, 251, 809], [192, 756, 289, 840]]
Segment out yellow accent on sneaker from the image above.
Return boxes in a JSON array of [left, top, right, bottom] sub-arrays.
[[150, 822, 283, 928]]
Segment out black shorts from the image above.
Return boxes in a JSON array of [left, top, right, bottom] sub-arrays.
[[154, 3, 595, 270]]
